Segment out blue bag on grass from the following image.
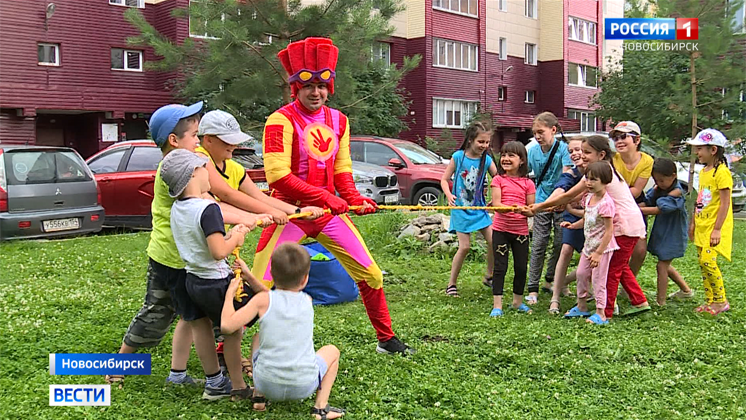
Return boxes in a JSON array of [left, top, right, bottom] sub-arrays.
[[302, 242, 359, 306]]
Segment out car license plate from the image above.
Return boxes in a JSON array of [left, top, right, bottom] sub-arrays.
[[255, 182, 269, 191], [385, 194, 399, 204], [43, 218, 80, 232]]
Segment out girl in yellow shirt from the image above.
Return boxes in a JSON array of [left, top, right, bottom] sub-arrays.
[[687, 129, 733, 316]]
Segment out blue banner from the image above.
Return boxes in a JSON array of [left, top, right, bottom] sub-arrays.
[[604, 18, 676, 40], [49, 353, 151, 375]]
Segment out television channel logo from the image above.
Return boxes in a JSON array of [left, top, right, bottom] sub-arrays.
[[50, 385, 111, 406], [605, 18, 698, 40]]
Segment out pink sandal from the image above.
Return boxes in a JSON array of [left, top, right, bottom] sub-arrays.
[[704, 302, 730, 316]]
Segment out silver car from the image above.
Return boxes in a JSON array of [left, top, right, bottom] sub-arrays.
[[0, 145, 104, 240], [352, 161, 400, 205]]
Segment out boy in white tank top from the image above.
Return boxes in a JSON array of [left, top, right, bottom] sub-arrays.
[[222, 243, 345, 419]]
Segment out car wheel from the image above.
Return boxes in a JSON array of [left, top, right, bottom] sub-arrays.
[[734, 204, 744, 213], [413, 186, 442, 207]]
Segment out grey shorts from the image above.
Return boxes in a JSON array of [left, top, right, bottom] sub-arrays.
[[122, 258, 184, 348], [252, 354, 328, 402]]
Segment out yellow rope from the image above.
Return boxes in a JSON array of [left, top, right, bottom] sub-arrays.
[[350, 204, 519, 213]]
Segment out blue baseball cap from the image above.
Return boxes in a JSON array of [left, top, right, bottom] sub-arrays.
[[148, 101, 204, 146]]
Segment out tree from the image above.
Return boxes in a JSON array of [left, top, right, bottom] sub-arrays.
[[124, 0, 420, 137], [594, 0, 746, 148]]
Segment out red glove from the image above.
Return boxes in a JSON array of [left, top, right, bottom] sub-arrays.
[[325, 192, 350, 215], [349, 196, 378, 215]]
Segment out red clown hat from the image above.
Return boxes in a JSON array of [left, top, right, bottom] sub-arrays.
[[278, 37, 339, 96]]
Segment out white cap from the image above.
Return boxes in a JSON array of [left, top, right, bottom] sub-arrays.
[[198, 110, 251, 145], [686, 128, 727, 147]]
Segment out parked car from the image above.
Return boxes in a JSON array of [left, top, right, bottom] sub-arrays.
[[87, 140, 399, 228], [86, 140, 268, 229], [350, 161, 400, 205], [525, 133, 745, 212], [0, 145, 104, 240], [350, 136, 449, 206]]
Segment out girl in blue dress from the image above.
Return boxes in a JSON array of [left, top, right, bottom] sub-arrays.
[[440, 121, 498, 297], [639, 158, 693, 306]]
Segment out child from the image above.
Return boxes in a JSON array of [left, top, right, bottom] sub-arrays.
[[221, 243, 345, 419], [639, 158, 692, 306], [687, 129, 733, 315], [489, 141, 535, 316], [526, 112, 574, 304], [546, 137, 587, 314], [561, 162, 618, 325], [440, 121, 498, 297], [532, 135, 650, 320], [162, 149, 268, 401], [610, 121, 653, 276]]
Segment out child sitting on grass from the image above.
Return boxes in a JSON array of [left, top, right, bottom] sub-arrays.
[[221, 243, 345, 419], [162, 149, 269, 401]]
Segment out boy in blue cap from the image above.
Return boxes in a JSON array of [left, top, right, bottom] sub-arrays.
[[107, 102, 268, 398]]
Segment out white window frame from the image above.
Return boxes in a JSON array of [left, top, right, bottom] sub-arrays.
[[372, 42, 391, 67], [109, 0, 144, 8], [499, 0, 507, 12], [111, 48, 143, 72], [568, 17, 597, 45], [524, 90, 535, 104], [432, 98, 480, 128], [728, 0, 746, 33], [525, 0, 537, 18], [432, 0, 479, 18], [38, 43, 60, 66], [568, 109, 597, 131], [568, 63, 598, 88], [497, 86, 506, 101], [433, 38, 478, 72], [524, 43, 537, 66], [189, 0, 225, 39], [499, 37, 507, 60]]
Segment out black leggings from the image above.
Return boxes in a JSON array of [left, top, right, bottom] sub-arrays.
[[492, 230, 530, 297]]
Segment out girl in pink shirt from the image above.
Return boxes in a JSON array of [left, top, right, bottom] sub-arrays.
[[561, 162, 619, 325], [489, 141, 535, 317], [532, 135, 651, 320]]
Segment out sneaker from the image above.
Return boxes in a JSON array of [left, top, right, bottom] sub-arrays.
[[376, 337, 415, 356], [668, 289, 694, 300], [165, 375, 205, 387], [202, 377, 232, 401]]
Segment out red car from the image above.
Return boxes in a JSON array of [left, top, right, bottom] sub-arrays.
[[350, 136, 449, 206], [85, 140, 267, 228]]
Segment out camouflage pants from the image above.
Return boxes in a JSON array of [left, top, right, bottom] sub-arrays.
[[122, 258, 185, 348]]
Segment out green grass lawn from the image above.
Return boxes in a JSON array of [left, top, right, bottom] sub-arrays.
[[1, 214, 745, 419]]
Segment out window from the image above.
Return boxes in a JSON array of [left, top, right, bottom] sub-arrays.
[[189, 0, 225, 39], [728, 0, 746, 33], [524, 43, 537, 65], [524, 90, 535, 104], [38, 43, 59, 66], [568, 109, 597, 131], [525, 0, 537, 18], [8, 151, 91, 184], [125, 147, 162, 172], [499, 37, 507, 60], [433, 0, 478, 17], [499, 0, 507, 12], [88, 149, 127, 174], [111, 49, 142, 71], [568, 63, 598, 88], [568, 17, 597, 44], [109, 0, 144, 8], [498, 86, 506, 101], [433, 38, 478, 71], [372, 42, 391, 67], [350, 141, 365, 162], [433, 98, 479, 128], [364, 143, 400, 166]]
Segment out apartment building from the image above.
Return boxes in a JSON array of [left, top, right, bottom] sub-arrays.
[[386, 0, 625, 146]]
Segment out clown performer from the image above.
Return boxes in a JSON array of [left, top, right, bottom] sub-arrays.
[[251, 37, 413, 356]]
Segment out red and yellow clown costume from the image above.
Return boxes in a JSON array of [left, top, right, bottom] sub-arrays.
[[251, 37, 395, 341]]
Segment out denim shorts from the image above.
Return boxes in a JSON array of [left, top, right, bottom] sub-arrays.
[[252, 354, 328, 401]]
